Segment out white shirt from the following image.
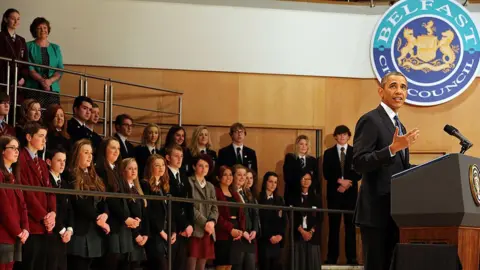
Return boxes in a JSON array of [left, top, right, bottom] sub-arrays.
[[199, 147, 207, 154], [380, 102, 400, 157], [380, 102, 398, 127], [232, 143, 243, 154], [336, 144, 348, 160], [147, 145, 156, 154], [50, 171, 61, 185], [109, 163, 115, 170], [198, 179, 207, 188], [168, 166, 180, 181], [128, 182, 134, 189]]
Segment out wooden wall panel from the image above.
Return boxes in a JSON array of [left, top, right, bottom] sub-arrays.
[[60, 64, 480, 264]]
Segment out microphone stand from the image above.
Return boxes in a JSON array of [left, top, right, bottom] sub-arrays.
[[460, 141, 473, 154]]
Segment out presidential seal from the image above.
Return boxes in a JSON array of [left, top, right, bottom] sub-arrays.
[[371, 0, 480, 106], [469, 164, 480, 206]]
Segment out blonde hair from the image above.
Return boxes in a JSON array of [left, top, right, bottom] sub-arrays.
[[294, 135, 311, 156], [232, 164, 252, 202], [188, 125, 212, 157], [140, 124, 161, 149], [121, 158, 147, 207]]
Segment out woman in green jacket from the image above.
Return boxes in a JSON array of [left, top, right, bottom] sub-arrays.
[[25, 17, 63, 108]]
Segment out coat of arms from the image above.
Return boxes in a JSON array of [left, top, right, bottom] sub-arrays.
[[396, 21, 459, 73]]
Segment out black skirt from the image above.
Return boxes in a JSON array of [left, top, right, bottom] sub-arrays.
[[214, 220, 243, 266]]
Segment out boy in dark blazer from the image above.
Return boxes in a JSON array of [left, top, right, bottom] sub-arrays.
[[67, 96, 94, 145], [45, 148, 73, 270], [0, 92, 15, 136], [166, 145, 193, 270], [114, 114, 135, 158], [217, 122, 258, 173], [323, 125, 361, 265], [18, 121, 56, 270]]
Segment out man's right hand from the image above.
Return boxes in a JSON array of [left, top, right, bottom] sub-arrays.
[[389, 127, 420, 154]]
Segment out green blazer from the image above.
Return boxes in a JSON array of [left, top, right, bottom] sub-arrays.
[[25, 41, 64, 92]]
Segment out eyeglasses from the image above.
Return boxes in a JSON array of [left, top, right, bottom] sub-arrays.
[[233, 130, 245, 134], [5, 146, 19, 151], [0, 101, 10, 105]]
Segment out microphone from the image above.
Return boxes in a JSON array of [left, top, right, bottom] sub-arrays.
[[444, 124, 473, 153]]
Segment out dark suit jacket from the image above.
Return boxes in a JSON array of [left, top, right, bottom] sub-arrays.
[[283, 153, 319, 203], [184, 148, 218, 182], [291, 192, 322, 244], [168, 168, 194, 232], [134, 145, 160, 179], [128, 192, 150, 238], [114, 133, 135, 158], [0, 123, 15, 137], [18, 148, 56, 234], [258, 195, 287, 248], [353, 105, 411, 228], [46, 131, 72, 155], [67, 118, 93, 145], [0, 172, 29, 244], [0, 31, 29, 86], [323, 145, 362, 203], [217, 144, 258, 172], [49, 173, 74, 235], [96, 164, 131, 234]]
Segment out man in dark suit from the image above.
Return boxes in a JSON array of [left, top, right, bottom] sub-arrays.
[[323, 125, 361, 265], [166, 145, 193, 270], [218, 122, 258, 173], [85, 102, 103, 151], [67, 96, 94, 145], [353, 71, 420, 270], [45, 148, 73, 270], [114, 114, 135, 158]]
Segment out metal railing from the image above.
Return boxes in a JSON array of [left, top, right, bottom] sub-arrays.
[[0, 182, 353, 270], [0, 57, 183, 137]]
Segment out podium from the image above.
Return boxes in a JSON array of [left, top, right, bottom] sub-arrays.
[[391, 153, 480, 270]]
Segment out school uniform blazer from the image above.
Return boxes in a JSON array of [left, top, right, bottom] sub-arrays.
[[134, 145, 160, 179], [189, 176, 218, 240], [217, 144, 258, 173], [214, 187, 245, 241], [0, 123, 15, 137], [128, 194, 150, 239], [283, 153, 319, 197], [114, 133, 135, 159], [49, 173, 74, 234], [291, 192, 322, 244], [46, 131, 72, 155], [19, 148, 56, 234], [168, 169, 194, 232], [67, 118, 93, 145], [0, 172, 29, 244], [141, 180, 175, 237], [0, 32, 29, 85], [258, 195, 287, 247], [96, 164, 131, 234], [25, 41, 64, 92]]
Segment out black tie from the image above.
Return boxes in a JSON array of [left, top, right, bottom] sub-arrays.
[[176, 172, 181, 186], [393, 115, 406, 159], [300, 157, 305, 168], [200, 150, 205, 154], [57, 179, 61, 188], [151, 149, 155, 154], [340, 147, 346, 177], [236, 147, 242, 164]]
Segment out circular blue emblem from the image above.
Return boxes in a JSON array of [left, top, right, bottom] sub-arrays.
[[371, 0, 480, 106]]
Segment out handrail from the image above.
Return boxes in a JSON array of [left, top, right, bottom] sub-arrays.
[[0, 57, 184, 94], [0, 182, 352, 214]]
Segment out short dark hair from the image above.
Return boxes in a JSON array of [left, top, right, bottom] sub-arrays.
[[92, 103, 99, 109], [334, 125, 351, 137], [46, 147, 67, 161], [163, 125, 186, 148], [23, 121, 47, 138], [0, 91, 9, 103], [191, 154, 213, 173], [29, 17, 51, 39], [73, 96, 93, 111], [260, 171, 279, 198], [229, 122, 246, 136], [115, 114, 133, 126], [1, 9, 19, 33]]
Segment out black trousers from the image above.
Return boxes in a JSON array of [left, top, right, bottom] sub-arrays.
[[360, 218, 399, 270], [20, 234, 48, 270], [171, 235, 188, 270], [46, 234, 67, 270], [327, 193, 357, 263], [67, 256, 92, 270]]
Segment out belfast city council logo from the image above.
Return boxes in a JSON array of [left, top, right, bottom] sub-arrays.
[[371, 0, 480, 106]]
